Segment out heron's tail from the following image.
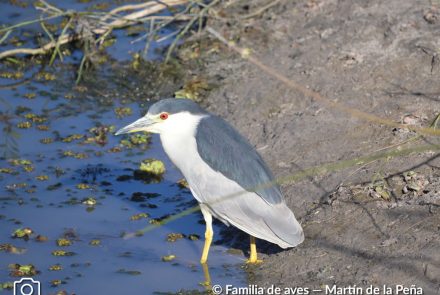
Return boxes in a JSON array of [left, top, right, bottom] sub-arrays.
[[206, 191, 304, 249], [263, 204, 304, 248]]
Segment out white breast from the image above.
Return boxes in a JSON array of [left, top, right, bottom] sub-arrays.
[[159, 112, 205, 177]]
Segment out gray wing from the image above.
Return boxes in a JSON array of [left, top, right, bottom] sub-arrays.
[[196, 115, 283, 205], [209, 189, 304, 248]]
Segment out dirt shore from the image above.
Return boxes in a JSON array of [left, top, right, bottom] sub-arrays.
[[182, 0, 440, 293]]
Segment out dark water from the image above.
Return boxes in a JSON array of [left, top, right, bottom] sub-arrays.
[[0, 1, 246, 294]]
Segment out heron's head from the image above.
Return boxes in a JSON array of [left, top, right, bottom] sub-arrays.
[[115, 98, 207, 135]]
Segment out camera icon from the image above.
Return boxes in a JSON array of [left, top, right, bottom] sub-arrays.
[[13, 277, 41, 295]]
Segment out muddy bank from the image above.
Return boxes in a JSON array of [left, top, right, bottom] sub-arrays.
[[181, 0, 440, 293]]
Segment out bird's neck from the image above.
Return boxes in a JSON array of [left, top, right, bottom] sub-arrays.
[[159, 113, 207, 172]]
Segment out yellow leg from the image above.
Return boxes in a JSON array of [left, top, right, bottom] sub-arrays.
[[200, 204, 213, 264], [200, 260, 212, 288], [247, 236, 263, 264], [200, 227, 213, 264]]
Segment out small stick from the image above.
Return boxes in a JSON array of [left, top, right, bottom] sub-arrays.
[[76, 54, 87, 84], [156, 29, 180, 43], [0, 30, 12, 45], [40, 19, 62, 63], [49, 17, 73, 65], [37, 0, 63, 14], [142, 18, 155, 57], [0, 13, 69, 34]]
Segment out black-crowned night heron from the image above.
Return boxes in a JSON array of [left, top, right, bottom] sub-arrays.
[[116, 98, 304, 264]]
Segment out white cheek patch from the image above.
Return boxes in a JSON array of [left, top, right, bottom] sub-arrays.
[[157, 112, 207, 135]]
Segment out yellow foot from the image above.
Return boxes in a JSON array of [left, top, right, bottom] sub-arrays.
[[246, 258, 263, 264], [247, 236, 262, 264]]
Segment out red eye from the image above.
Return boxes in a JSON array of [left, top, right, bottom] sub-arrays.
[[160, 113, 168, 120]]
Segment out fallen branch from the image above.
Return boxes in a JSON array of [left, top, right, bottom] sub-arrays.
[[0, 37, 74, 59], [94, 0, 188, 33], [102, 2, 158, 21]]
